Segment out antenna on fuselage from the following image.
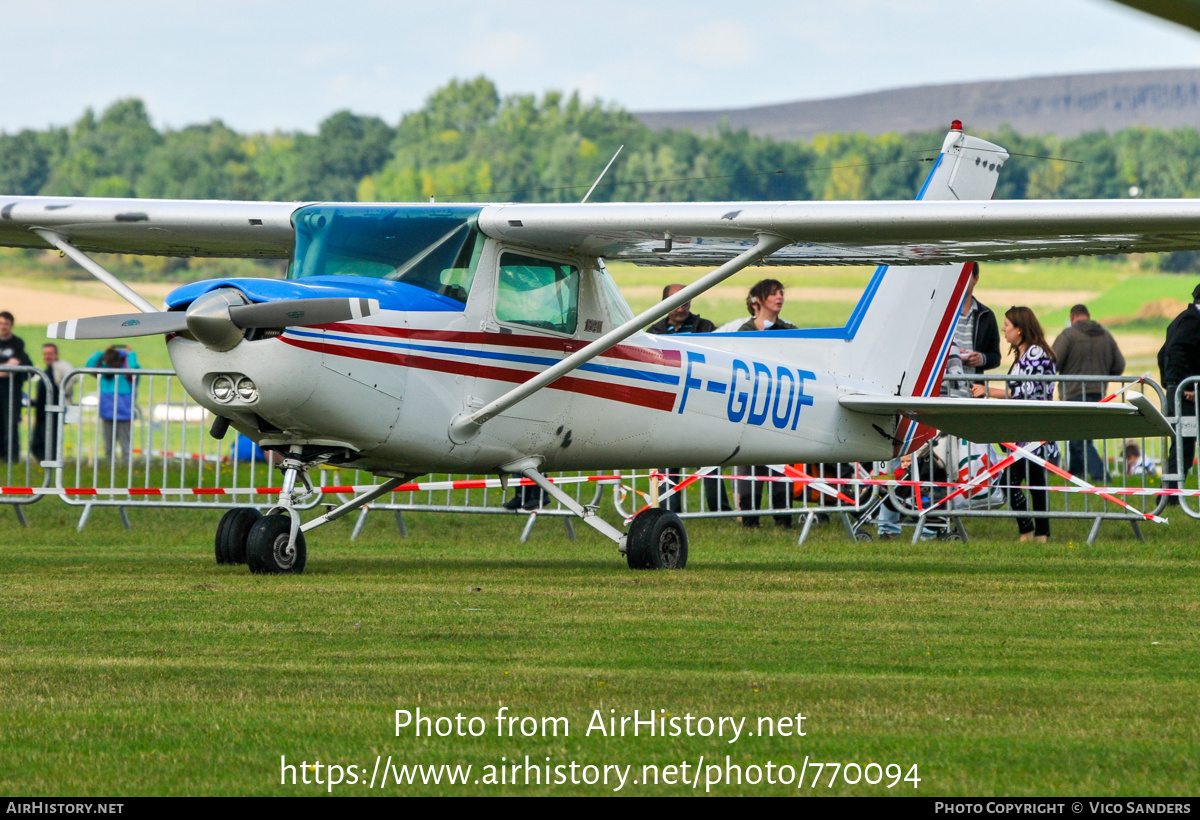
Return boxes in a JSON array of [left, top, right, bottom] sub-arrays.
[[581, 145, 624, 203]]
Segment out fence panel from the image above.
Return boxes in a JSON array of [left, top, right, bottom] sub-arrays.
[[1167, 375, 1200, 520], [7, 365, 1194, 545], [53, 366, 319, 518], [0, 365, 55, 522]]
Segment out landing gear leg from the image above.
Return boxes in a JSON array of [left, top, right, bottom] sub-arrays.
[[246, 448, 312, 574], [502, 458, 634, 559]]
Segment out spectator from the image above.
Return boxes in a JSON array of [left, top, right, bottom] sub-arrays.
[[86, 345, 140, 462], [502, 481, 548, 511], [0, 311, 32, 462], [738, 279, 797, 332], [955, 264, 1002, 390], [1124, 441, 1158, 478], [736, 279, 796, 528], [940, 343, 969, 398], [1157, 283, 1200, 498], [715, 294, 757, 333], [648, 284, 730, 513], [971, 306, 1058, 543], [30, 343, 73, 463], [647, 284, 716, 334], [1053, 304, 1125, 482]]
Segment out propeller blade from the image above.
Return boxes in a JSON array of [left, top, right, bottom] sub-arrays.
[[47, 312, 188, 340], [227, 297, 379, 329]]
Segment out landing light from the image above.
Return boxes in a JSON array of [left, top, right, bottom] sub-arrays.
[[236, 377, 258, 402], [211, 375, 235, 403]]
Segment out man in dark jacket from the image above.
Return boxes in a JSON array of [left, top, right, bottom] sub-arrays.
[[647, 284, 717, 334], [955, 264, 1002, 383], [648, 283, 729, 513], [1054, 304, 1125, 481], [0, 311, 32, 462], [1158, 284, 1200, 495]]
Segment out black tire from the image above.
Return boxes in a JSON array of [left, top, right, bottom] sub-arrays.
[[855, 531, 873, 542], [215, 508, 261, 565], [215, 510, 235, 565], [246, 514, 307, 575], [625, 508, 688, 570]]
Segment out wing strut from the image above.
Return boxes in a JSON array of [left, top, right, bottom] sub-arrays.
[[32, 229, 159, 313], [447, 232, 789, 443]]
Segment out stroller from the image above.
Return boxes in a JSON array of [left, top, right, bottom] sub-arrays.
[[850, 434, 971, 542]]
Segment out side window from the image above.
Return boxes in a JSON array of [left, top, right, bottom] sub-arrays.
[[495, 252, 579, 335]]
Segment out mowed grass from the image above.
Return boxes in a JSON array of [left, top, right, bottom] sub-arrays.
[[0, 500, 1197, 796]]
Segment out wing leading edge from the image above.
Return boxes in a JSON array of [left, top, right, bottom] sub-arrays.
[[839, 393, 1175, 443], [5, 195, 1200, 266]]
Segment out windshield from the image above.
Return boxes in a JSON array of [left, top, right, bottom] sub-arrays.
[[289, 204, 485, 304]]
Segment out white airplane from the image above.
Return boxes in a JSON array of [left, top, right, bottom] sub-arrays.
[[0, 123, 1190, 573]]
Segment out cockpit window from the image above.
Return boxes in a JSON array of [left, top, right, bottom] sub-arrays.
[[289, 204, 485, 304], [595, 259, 635, 325], [495, 252, 579, 335]]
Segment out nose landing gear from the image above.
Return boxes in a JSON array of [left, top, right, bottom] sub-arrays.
[[246, 448, 312, 574]]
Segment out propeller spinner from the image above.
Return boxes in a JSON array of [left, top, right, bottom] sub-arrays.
[[47, 289, 379, 351]]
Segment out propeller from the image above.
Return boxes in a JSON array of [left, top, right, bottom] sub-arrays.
[[48, 289, 379, 351]]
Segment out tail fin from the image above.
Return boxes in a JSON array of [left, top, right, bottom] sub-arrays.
[[750, 125, 1010, 454]]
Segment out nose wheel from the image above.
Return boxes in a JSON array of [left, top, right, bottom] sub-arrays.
[[246, 514, 308, 574]]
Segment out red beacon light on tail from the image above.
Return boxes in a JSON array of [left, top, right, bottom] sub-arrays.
[[951, 119, 963, 131]]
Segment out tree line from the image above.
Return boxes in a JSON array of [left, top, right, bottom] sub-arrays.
[[4, 76, 1200, 273]]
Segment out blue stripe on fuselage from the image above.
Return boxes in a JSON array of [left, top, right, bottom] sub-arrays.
[[286, 328, 682, 386]]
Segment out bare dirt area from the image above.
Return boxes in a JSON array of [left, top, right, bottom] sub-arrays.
[[0, 280, 175, 324]]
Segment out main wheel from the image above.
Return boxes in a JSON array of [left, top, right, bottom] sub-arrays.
[[215, 508, 262, 565], [246, 514, 307, 575], [625, 508, 688, 570]]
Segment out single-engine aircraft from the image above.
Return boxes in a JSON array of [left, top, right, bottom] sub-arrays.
[[0, 123, 1192, 573]]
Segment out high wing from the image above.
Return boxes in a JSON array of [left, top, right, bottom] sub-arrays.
[[5, 194, 1200, 265], [0, 198, 296, 258]]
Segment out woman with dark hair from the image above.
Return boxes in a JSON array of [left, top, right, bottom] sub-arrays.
[[970, 306, 1058, 542]]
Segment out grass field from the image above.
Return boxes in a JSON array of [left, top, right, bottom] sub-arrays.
[[0, 499, 1197, 796], [2, 256, 1199, 796]]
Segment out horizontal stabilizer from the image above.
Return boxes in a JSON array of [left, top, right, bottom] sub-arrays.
[[839, 393, 1174, 442]]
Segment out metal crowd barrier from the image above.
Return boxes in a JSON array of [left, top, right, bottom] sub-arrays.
[[318, 466, 612, 543], [610, 464, 871, 545], [3, 365, 1197, 545], [609, 374, 1187, 546], [1167, 375, 1200, 520], [864, 373, 1170, 545], [52, 366, 317, 529], [0, 365, 55, 526]]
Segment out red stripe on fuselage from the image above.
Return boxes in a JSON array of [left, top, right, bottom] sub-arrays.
[[911, 263, 973, 397], [893, 263, 974, 456], [320, 323, 682, 368], [282, 335, 677, 412]]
